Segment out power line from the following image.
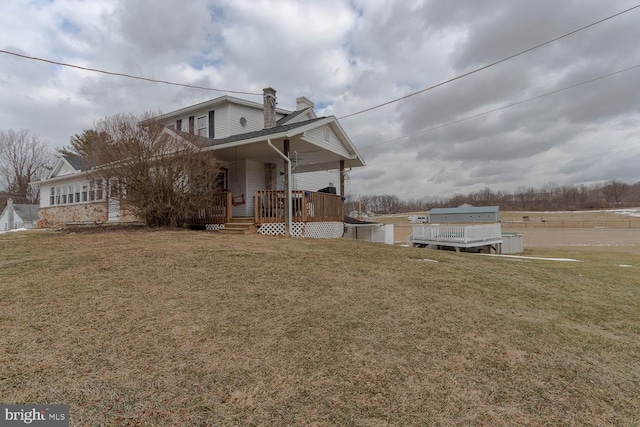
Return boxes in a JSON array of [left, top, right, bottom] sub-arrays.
[[358, 63, 640, 151], [338, 4, 640, 120], [0, 49, 262, 96]]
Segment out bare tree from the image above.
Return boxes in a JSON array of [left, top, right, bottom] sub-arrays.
[[86, 112, 221, 227], [0, 129, 54, 203], [602, 180, 628, 206]]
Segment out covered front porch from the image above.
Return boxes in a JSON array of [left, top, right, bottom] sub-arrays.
[[182, 112, 364, 237]]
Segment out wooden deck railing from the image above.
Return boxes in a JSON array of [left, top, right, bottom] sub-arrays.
[[189, 192, 232, 225], [412, 223, 502, 243], [254, 190, 344, 224]]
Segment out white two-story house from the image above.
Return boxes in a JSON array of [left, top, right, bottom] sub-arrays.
[[35, 88, 366, 237]]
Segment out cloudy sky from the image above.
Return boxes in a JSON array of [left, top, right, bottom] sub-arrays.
[[1, 0, 639, 199]]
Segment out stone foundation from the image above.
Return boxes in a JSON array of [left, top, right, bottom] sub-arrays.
[[38, 202, 139, 227]]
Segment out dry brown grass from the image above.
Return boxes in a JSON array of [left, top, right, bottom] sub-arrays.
[[1, 229, 639, 426], [378, 209, 640, 229]]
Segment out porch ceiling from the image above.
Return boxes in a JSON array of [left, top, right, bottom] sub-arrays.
[[209, 136, 362, 171]]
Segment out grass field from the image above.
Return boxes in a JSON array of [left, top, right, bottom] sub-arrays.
[[378, 208, 640, 229], [1, 228, 639, 426]]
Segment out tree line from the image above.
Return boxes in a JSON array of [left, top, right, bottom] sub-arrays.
[[346, 180, 640, 215], [0, 129, 54, 207]]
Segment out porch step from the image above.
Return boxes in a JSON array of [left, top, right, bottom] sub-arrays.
[[227, 217, 254, 224], [218, 222, 257, 235]]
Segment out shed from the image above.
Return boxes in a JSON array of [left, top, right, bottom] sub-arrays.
[[429, 206, 500, 223], [501, 232, 523, 254], [343, 216, 394, 245], [0, 199, 39, 230]]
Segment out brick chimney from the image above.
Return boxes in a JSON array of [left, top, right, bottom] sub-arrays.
[[296, 96, 314, 111], [263, 87, 277, 129]]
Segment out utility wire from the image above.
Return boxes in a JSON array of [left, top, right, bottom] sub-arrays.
[[0, 49, 262, 96], [338, 4, 640, 120], [358, 63, 640, 151]]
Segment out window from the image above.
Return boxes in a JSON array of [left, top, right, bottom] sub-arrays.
[[55, 186, 61, 205], [96, 180, 103, 200], [68, 184, 75, 204], [196, 115, 207, 137], [208, 111, 215, 138], [61, 186, 67, 204], [189, 116, 195, 133], [81, 183, 88, 202], [50, 187, 55, 205], [176, 119, 182, 131]]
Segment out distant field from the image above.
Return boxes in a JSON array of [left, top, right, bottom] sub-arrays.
[[377, 208, 640, 228], [378, 209, 640, 244], [1, 229, 638, 425], [501, 209, 640, 229]]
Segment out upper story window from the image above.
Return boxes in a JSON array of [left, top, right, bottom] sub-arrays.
[[208, 111, 215, 138], [189, 116, 195, 133], [196, 115, 207, 137], [176, 119, 182, 131]]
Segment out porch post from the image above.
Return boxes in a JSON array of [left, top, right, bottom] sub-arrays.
[[266, 139, 293, 237], [339, 160, 345, 196], [340, 160, 345, 220], [284, 139, 291, 237]]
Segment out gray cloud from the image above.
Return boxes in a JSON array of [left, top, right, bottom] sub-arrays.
[[1, 0, 639, 199]]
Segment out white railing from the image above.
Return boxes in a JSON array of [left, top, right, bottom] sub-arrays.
[[412, 223, 501, 243]]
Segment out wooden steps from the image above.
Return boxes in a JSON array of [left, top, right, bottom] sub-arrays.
[[218, 217, 257, 235]]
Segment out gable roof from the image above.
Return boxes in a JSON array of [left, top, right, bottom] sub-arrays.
[[157, 94, 291, 121], [63, 155, 88, 171], [276, 108, 313, 126], [207, 117, 326, 146], [13, 204, 39, 222], [170, 114, 365, 169], [171, 116, 328, 148], [42, 155, 88, 181]]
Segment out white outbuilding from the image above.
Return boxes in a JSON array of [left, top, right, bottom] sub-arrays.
[[0, 198, 39, 230]]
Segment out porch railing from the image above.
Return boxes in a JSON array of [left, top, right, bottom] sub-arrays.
[[189, 192, 232, 225], [254, 190, 344, 224]]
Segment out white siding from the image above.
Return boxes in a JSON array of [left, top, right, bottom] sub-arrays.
[[40, 184, 52, 208], [165, 101, 290, 140], [0, 209, 13, 230], [50, 160, 78, 178], [292, 171, 340, 194], [214, 104, 229, 139], [303, 125, 351, 158], [228, 159, 246, 217], [228, 104, 265, 135], [245, 159, 265, 217]]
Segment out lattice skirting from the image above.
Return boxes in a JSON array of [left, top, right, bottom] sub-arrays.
[[257, 222, 344, 238], [205, 224, 225, 231]]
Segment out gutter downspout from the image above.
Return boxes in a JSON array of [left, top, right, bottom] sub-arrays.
[[267, 139, 292, 237]]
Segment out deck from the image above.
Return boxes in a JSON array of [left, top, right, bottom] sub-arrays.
[[410, 223, 503, 252]]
